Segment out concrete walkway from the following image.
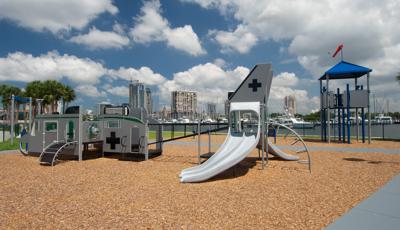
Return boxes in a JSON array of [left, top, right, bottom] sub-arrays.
[[326, 175, 400, 229]]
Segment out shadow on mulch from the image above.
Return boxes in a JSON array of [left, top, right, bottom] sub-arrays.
[[205, 158, 258, 182], [343, 157, 399, 165]]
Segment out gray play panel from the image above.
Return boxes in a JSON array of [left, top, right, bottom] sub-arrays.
[[326, 175, 400, 229]]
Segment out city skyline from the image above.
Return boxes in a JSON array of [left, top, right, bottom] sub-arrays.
[[0, 1, 399, 114]]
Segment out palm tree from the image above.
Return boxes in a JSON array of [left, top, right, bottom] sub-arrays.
[[24, 80, 75, 114], [0, 84, 22, 126], [61, 84, 76, 111], [24, 81, 44, 115]]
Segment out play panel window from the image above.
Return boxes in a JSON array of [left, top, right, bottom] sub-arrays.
[[107, 120, 120, 128], [45, 122, 57, 132], [230, 110, 259, 135]]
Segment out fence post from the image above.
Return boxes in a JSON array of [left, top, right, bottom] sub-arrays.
[[197, 120, 201, 164], [382, 123, 385, 140]]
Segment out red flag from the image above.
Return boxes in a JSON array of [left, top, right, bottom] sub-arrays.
[[332, 44, 344, 58]]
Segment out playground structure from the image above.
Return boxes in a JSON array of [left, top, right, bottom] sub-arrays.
[[180, 64, 311, 183], [319, 61, 372, 144], [16, 63, 311, 183], [20, 102, 164, 165]]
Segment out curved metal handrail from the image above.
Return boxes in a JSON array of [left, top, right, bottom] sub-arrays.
[[51, 141, 77, 166], [268, 122, 312, 173], [39, 140, 59, 162]]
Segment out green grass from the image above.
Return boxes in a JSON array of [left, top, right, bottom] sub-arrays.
[[0, 138, 19, 151]]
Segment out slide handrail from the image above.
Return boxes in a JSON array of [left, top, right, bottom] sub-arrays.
[[268, 122, 312, 173]]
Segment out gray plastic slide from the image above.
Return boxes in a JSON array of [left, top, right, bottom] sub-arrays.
[[179, 131, 241, 177], [180, 132, 259, 183], [267, 142, 299, 161], [180, 102, 260, 183]]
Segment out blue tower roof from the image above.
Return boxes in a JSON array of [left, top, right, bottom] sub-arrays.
[[319, 61, 372, 80]]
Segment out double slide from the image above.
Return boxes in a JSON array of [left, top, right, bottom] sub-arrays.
[[180, 102, 299, 183]]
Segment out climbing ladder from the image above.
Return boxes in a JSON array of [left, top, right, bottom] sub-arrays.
[[39, 141, 77, 166]]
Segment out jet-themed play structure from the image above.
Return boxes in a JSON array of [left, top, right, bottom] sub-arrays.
[[18, 63, 311, 182], [180, 64, 311, 182]]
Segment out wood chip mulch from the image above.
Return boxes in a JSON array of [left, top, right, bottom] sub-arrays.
[[1, 136, 399, 229]]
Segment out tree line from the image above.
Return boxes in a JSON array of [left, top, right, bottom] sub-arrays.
[[0, 80, 75, 118]]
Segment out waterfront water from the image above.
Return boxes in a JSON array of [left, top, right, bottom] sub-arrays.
[[292, 123, 400, 140], [153, 123, 400, 140]]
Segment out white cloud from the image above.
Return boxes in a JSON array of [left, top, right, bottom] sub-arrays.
[[213, 58, 227, 68], [183, 0, 400, 112], [0, 0, 118, 34], [76, 85, 106, 98], [0, 51, 106, 84], [109, 66, 166, 86], [69, 27, 130, 49], [209, 25, 258, 54], [0, 51, 169, 88], [130, 1, 167, 43], [272, 72, 299, 87], [164, 26, 205, 56], [104, 85, 129, 97], [158, 63, 249, 111], [130, 1, 205, 56], [183, 0, 400, 77]]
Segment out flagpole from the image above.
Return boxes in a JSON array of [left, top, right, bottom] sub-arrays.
[[341, 48, 343, 61]]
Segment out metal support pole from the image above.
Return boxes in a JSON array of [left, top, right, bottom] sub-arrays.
[[28, 97, 32, 131], [78, 106, 83, 161], [197, 119, 201, 164], [355, 78, 359, 142], [37, 99, 43, 115], [367, 73, 371, 144], [261, 104, 265, 169], [326, 76, 331, 143], [337, 88, 341, 141], [265, 103, 269, 166], [208, 128, 211, 154], [361, 107, 365, 143], [320, 80, 323, 141], [342, 107, 345, 143], [355, 108, 359, 141], [10, 94, 15, 145], [144, 120, 149, 161], [346, 84, 351, 144]]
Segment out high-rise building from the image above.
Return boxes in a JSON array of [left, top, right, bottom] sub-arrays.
[[171, 91, 197, 119], [224, 100, 230, 117], [129, 81, 146, 110], [207, 102, 217, 119], [284, 95, 296, 116], [145, 87, 152, 114]]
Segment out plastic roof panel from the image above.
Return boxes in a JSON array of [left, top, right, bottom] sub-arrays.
[[319, 61, 372, 80]]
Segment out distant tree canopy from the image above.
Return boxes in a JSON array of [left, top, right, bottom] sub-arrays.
[[0, 85, 22, 109], [0, 80, 75, 113], [397, 73, 400, 83], [303, 111, 320, 121]]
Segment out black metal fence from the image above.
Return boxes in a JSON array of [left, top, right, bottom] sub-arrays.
[[292, 123, 400, 140]]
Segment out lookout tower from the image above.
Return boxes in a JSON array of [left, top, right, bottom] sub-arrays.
[[319, 61, 372, 144]]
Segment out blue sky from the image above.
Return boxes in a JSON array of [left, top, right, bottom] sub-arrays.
[[0, 0, 399, 114]]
